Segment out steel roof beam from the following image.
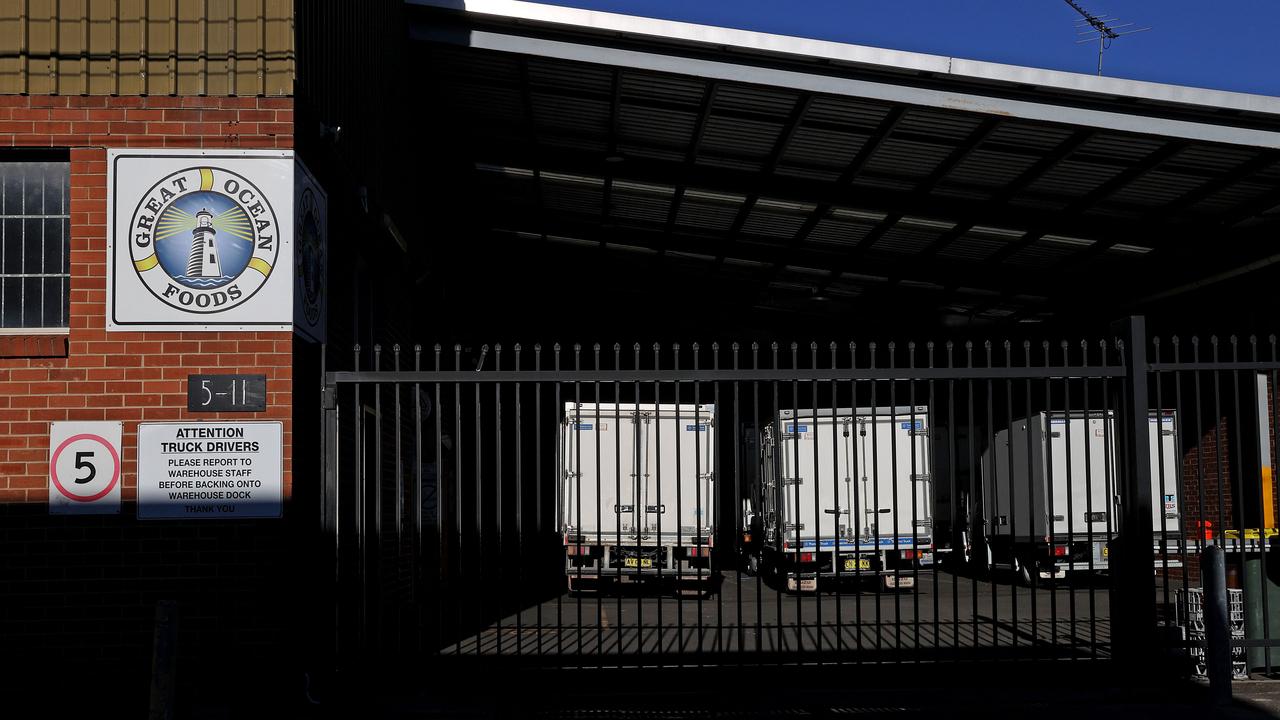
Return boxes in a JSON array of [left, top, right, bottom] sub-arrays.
[[479, 145, 1183, 247]]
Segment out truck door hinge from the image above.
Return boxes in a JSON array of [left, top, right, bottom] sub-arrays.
[[911, 473, 932, 482], [322, 385, 337, 411], [782, 477, 804, 486]]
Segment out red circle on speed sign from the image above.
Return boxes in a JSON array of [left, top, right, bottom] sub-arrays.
[[49, 433, 122, 502]]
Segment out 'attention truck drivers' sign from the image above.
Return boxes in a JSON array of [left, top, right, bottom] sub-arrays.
[[137, 421, 283, 519]]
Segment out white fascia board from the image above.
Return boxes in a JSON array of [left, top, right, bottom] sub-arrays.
[[456, 30, 1280, 150], [409, 0, 1280, 118]]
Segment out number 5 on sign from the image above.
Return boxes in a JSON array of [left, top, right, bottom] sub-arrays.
[[49, 422, 123, 515]]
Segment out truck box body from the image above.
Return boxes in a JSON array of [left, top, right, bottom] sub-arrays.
[[559, 402, 716, 590], [981, 410, 1181, 574], [759, 406, 933, 590]]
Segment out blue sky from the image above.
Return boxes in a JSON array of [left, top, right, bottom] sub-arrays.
[[542, 0, 1280, 96]]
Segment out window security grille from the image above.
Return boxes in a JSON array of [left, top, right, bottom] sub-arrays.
[[0, 160, 71, 330]]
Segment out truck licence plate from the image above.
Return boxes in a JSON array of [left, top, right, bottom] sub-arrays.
[[844, 558, 871, 571], [625, 558, 653, 568]]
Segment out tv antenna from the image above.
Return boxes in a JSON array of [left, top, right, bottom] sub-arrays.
[[1063, 0, 1151, 76]]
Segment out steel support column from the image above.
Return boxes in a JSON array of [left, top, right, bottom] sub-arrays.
[[1111, 315, 1158, 662]]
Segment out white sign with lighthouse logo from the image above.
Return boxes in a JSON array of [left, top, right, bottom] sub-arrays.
[[107, 149, 293, 330]]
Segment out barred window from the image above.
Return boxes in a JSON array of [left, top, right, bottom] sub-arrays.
[[0, 157, 70, 330]]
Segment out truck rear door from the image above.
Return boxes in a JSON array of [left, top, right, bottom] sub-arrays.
[[860, 408, 931, 548], [1046, 413, 1116, 539]]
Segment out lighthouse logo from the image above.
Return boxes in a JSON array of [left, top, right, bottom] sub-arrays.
[[129, 166, 279, 313]]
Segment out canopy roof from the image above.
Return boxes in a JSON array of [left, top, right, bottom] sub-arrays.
[[408, 0, 1280, 327]]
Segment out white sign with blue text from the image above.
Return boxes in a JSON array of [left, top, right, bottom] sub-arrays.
[[136, 421, 283, 519]]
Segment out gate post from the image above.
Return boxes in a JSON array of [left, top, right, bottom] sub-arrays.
[[1111, 315, 1158, 663], [321, 354, 342, 673]]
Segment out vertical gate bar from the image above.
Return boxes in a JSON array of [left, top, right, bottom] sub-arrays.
[[830, 342, 842, 660], [322, 347, 340, 670], [434, 345, 444, 655], [374, 345, 384, 653], [967, 342, 979, 652], [394, 345, 404, 653], [809, 342, 822, 656], [573, 344, 583, 660], [984, 341, 998, 651], [635, 343, 645, 658], [1061, 341, 1077, 658], [1229, 338, 1249, 662], [943, 342, 958, 654], [1024, 341, 1038, 651], [1171, 338, 1192, 636], [928, 342, 942, 658], [713, 343, 725, 655], [1089, 339, 1103, 658], [1192, 338, 1209, 559], [1268, 337, 1279, 674], [675, 343, 685, 657], [413, 346, 423, 654], [1003, 340, 1019, 651], [592, 345, 602, 659], [473, 347, 485, 656], [453, 344, 464, 655], [1043, 341, 1056, 654], [613, 343, 622, 663], [888, 344, 901, 656], [353, 345, 365, 655], [1100, 338, 1114, 661], [652, 343, 663, 657], [554, 344, 563, 657], [514, 344, 524, 656], [753, 343, 764, 656], [1250, 337, 1271, 674], [870, 346, 883, 655], [1114, 316, 1159, 662], [849, 338, 860, 661], [495, 345, 504, 656], [695, 344, 706, 660], [1268, 338, 1279, 675], [771, 342, 783, 654], [790, 342, 802, 654], [393, 345, 404, 657], [732, 343, 744, 657], [1211, 337, 1227, 568], [1153, 339, 1171, 633], [535, 345, 546, 657], [908, 344, 921, 656]]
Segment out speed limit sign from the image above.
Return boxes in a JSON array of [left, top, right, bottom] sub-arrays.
[[49, 421, 123, 515]]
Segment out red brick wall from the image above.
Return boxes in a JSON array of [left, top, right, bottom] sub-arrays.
[[0, 95, 298, 705], [1181, 417, 1232, 538]]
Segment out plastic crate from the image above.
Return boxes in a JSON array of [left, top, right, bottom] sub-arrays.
[[1185, 628, 1248, 680], [1177, 588, 1245, 632]]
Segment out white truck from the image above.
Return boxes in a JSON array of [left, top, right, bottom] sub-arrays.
[[559, 402, 717, 595], [753, 406, 934, 592], [978, 410, 1182, 583]]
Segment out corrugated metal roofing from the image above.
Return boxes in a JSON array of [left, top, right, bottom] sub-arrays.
[[413, 4, 1280, 323]]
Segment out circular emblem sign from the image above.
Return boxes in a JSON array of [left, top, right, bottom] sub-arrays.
[[129, 166, 280, 314]]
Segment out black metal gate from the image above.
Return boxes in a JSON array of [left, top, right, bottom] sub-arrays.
[[317, 317, 1280, 676]]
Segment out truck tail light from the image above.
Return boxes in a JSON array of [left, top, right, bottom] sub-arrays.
[[743, 532, 752, 543], [566, 545, 592, 556], [1052, 545, 1068, 557], [902, 550, 917, 560], [799, 552, 815, 563]]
